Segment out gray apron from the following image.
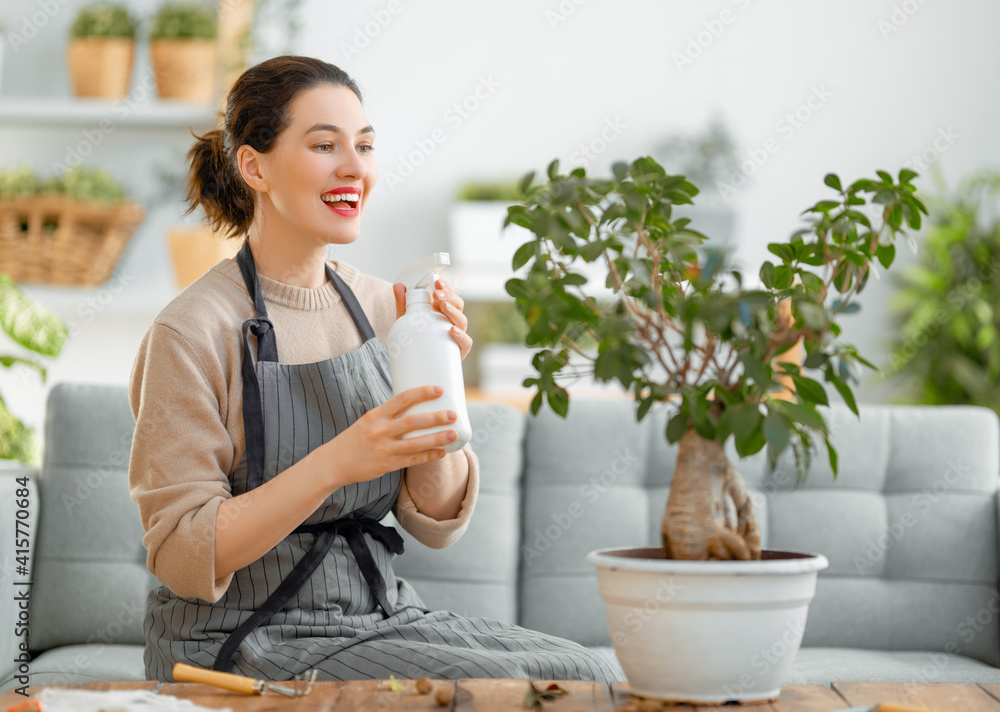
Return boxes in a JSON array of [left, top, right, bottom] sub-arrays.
[[143, 240, 623, 682]]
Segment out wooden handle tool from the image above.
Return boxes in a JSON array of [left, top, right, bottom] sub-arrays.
[[171, 662, 296, 697]]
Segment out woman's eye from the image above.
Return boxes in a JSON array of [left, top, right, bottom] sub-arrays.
[[358, 144, 375, 154], [315, 144, 333, 152]]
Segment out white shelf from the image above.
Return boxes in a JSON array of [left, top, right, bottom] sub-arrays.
[[0, 97, 217, 128]]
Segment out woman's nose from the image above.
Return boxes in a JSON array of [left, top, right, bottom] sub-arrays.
[[336, 149, 366, 179]]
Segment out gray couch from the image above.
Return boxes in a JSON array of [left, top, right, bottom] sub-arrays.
[[2, 382, 999, 693]]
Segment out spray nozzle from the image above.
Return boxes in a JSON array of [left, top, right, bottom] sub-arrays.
[[395, 252, 451, 306]]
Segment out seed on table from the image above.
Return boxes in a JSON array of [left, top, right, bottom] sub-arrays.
[[415, 677, 434, 695], [435, 686, 454, 706]]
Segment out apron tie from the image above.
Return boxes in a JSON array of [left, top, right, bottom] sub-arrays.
[[213, 517, 405, 673]]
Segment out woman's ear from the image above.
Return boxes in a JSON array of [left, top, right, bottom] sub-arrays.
[[237, 145, 269, 194]]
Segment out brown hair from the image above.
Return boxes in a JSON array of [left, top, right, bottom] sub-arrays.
[[184, 56, 363, 240]]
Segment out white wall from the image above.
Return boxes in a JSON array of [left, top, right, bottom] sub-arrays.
[[1, 0, 998, 437]]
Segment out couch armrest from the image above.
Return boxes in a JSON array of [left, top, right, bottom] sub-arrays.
[[0, 466, 39, 690]]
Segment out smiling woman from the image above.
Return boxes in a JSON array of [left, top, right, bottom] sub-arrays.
[[127, 55, 623, 685]]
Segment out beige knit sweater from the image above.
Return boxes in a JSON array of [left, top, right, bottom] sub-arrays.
[[128, 257, 479, 603]]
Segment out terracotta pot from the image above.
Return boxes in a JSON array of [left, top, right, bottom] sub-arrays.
[[166, 226, 239, 289], [587, 546, 829, 705], [66, 38, 134, 99], [150, 39, 217, 103]]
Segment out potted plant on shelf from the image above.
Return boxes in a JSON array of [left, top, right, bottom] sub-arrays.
[[67, 2, 138, 99], [0, 275, 68, 468], [887, 170, 1000, 409], [0, 163, 145, 286], [503, 156, 926, 703], [149, 0, 218, 104]]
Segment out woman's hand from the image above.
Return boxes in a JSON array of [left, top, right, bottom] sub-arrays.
[[323, 385, 457, 486], [393, 279, 473, 361]]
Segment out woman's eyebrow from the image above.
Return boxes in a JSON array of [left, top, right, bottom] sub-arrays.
[[303, 123, 375, 136]]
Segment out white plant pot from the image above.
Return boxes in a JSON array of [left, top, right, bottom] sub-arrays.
[[586, 546, 829, 705]]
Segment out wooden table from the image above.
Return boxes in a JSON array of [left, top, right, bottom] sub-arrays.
[[3, 679, 1000, 711]]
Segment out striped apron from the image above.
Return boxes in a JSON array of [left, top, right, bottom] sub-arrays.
[[143, 240, 623, 682]]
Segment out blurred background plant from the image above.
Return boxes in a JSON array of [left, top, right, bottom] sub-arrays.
[[0, 164, 127, 202], [653, 117, 740, 193], [69, 2, 138, 39], [0, 276, 68, 464], [149, 0, 217, 40], [455, 179, 525, 202], [887, 171, 1000, 410]]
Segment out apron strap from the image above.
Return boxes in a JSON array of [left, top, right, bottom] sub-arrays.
[[326, 266, 376, 342], [212, 518, 405, 673]]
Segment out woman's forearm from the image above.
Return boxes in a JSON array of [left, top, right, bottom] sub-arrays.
[[214, 445, 344, 579], [404, 449, 470, 521]]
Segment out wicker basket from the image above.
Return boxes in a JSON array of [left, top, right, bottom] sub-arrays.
[[0, 196, 145, 286], [66, 38, 135, 99], [150, 39, 217, 103]]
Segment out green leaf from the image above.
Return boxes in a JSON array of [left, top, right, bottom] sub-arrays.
[[612, 162, 629, 181], [876, 170, 893, 183], [548, 385, 570, 417], [512, 241, 537, 271], [826, 438, 839, 479], [0, 355, 46, 382], [741, 353, 771, 388], [791, 375, 829, 405], [768, 244, 795, 263], [666, 411, 688, 443], [774, 400, 827, 433], [764, 411, 791, 454], [824, 173, 842, 191], [804, 351, 827, 369], [876, 243, 895, 270], [829, 374, 859, 415], [760, 261, 775, 288], [547, 159, 560, 181], [898, 168, 918, 184], [519, 171, 535, 195]]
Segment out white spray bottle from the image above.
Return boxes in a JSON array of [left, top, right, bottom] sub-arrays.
[[387, 252, 472, 453]]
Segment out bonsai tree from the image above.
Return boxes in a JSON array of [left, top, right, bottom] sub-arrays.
[[504, 157, 927, 561], [149, 1, 217, 41], [70, 3, 138, 39]]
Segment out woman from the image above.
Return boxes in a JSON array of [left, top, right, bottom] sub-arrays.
[[128, 55, 622, 683]]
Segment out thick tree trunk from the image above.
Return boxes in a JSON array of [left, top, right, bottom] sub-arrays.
[[661, 429, 762, 561]]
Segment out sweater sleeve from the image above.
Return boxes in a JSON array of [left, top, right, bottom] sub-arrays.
[[128, 321, 236, 603], [393, 443, 480, 548]]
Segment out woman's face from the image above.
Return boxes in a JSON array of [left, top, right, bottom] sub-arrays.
[[254, 83, 377, 247]]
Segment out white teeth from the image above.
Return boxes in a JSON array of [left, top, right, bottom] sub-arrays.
[[322, 192, 360, 203]]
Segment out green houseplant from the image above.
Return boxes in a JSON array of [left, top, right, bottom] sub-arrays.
[[503, 156, 926, 702], [67, 3, 138, 99], [149, 1, 218, 103], [887, 171, 1000, 408], [0, 277, 68, 464]]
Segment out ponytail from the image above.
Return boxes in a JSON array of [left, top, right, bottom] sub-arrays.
[[184, 128, 254, 240]]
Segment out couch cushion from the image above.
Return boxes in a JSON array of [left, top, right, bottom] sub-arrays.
[[789, 647, 1000, 685], [29, 384, 156, 653], [0, 644, 145, 692], [766, 405, 1000, 667], [387, 402, 525, 623]]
